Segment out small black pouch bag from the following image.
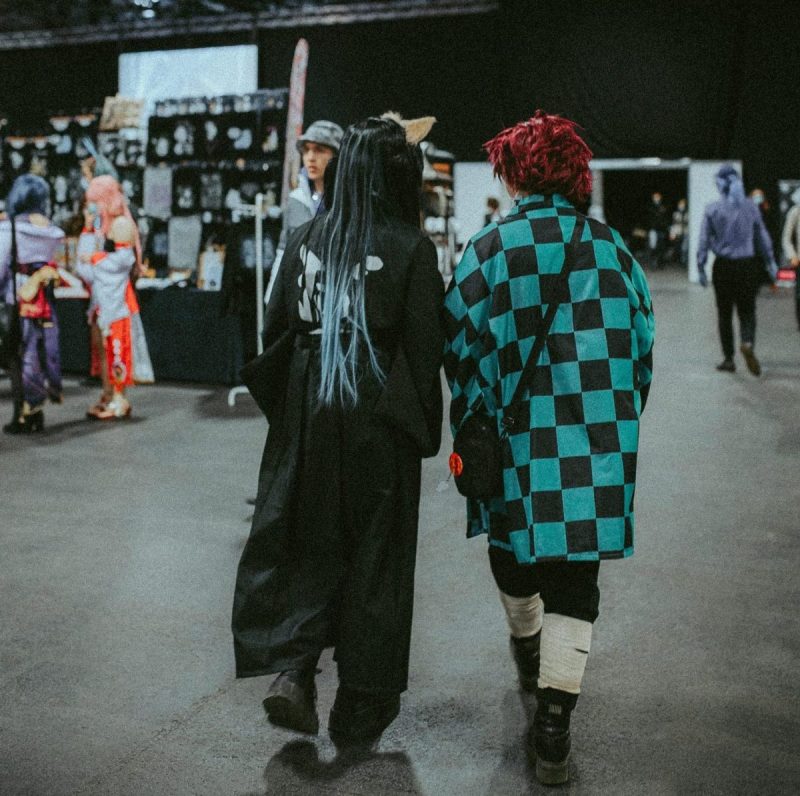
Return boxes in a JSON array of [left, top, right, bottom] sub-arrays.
[[449, 215, 584, 501]]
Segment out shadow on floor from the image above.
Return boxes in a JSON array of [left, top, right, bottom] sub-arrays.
[[193, 387, 263, 420], [246, 738, 424, 796], [2, 415, 147, 447]]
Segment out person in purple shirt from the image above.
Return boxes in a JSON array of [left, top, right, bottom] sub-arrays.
[[0, 174, 65, 433], [697, 164, 776, 376]]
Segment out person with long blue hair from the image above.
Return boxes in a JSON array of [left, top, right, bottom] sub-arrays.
[[232, 114, 444, 747], [0, 174, 65, 433], [697, 164, 777, 375]]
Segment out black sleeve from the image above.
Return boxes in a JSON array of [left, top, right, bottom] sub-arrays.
[[375, 235, 445, 457], [402, 235, 445, 424]]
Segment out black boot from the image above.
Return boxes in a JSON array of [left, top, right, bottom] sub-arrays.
[[3, 409, 44, 435], [328, 686, 401, 748], [510, 632, 540, 693], [740, 343, 761, 376], [262, 669, 319, 735], [526, 687, 578, 786], [716, 357, 735, 372]]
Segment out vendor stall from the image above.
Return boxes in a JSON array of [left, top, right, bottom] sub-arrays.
[[2, 87, 289, 385]]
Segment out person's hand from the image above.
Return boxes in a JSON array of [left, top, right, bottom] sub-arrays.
[[791, 257, 800, 269], [18, 273, 43, 302]]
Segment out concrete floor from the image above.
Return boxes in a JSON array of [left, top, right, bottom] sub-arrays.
[[1, 270, 799, 795]]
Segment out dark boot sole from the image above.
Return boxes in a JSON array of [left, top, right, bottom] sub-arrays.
[[536, 754, 570, 786], [526, 745, 570, 786], [262, 685, 319, 736]]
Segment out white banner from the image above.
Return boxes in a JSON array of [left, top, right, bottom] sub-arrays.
[[118, 45, 258, 115]]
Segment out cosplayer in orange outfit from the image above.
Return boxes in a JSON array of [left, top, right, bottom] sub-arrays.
[[77, 176, 153, 419]]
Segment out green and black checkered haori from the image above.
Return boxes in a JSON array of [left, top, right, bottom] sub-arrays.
[[444, 194, 655, 564]]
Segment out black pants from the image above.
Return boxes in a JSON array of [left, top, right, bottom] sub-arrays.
[[712, 257, 761, 358], [489, 546, 600, 624]]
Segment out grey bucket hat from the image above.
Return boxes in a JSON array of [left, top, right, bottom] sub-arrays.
[[296, 120, 344, 153]]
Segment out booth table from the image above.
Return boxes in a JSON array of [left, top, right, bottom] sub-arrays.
[[56, 288, 245, 385]]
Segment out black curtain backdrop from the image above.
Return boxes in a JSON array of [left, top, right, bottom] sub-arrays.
[[0, 2, 798, 196], [498, 0, 800, 196]]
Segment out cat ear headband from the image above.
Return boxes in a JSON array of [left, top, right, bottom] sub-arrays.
[[381, 111, 436, 144]]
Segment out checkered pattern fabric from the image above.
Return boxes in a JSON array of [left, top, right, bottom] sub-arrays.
[[444, 194, 655, 563]]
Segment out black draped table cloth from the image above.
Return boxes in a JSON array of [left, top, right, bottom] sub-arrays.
[[56, 288, 244, 385]]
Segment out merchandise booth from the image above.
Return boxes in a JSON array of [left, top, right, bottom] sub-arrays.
[[0, 45, 290, 385], [0, 42, 464, 386]]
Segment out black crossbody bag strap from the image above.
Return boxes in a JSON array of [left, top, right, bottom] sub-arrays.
[[10, 214, 18, 305], [507, 213, 585, 411]]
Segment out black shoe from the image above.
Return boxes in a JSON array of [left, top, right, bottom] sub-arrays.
[[3, 410, 44, 435], [740, 344, 761, 376], [262, 670, 319, 735], [526, 688, 578, 786], [328, 686, 401, 748], [510, 632, 540, 693], [716, 358, 736, 373]]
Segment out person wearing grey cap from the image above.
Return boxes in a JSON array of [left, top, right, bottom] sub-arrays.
[[265, 120, 343, 303]]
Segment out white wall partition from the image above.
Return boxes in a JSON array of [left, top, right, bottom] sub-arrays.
[[687, 161, 741, 283], [454, 158, 741, 281], [119, 45, 259, 114], [453, 162, 512, 245]]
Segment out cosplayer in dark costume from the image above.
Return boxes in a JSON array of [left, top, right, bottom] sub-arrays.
[[0, 175, 65, 434], [232, 115, 443, 746], [444, 111, 655, 785]]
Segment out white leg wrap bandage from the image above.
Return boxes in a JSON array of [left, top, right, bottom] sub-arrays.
[[538, 613, 593, 694], [498, 591, 544, 638]]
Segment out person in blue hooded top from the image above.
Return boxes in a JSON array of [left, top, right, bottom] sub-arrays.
[[697, 164, 777, 376]]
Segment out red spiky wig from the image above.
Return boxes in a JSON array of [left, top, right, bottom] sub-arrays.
[[484, 110, 593, 205]]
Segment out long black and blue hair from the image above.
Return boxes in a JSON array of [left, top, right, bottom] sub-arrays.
[[317, 116, 423, 406], [6, 173, 50, 218]]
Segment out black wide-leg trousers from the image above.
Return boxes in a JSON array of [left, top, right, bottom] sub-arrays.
[[233, 342, 421, 695]]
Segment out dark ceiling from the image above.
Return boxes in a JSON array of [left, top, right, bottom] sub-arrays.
[[0, 2, 298, 32], [0, 1, 495, 42]]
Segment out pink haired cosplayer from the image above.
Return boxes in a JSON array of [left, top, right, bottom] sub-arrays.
[[484, 110, 593, 205], [85, 176, 143, 273], [78, 177, 153, 418]]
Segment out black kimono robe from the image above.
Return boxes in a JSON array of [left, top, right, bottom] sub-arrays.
[[232, 215, 444, 695]]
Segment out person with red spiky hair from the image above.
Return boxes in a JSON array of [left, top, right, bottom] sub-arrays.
[[482, 110, 594, 206], [444, 110, 655, 785]]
